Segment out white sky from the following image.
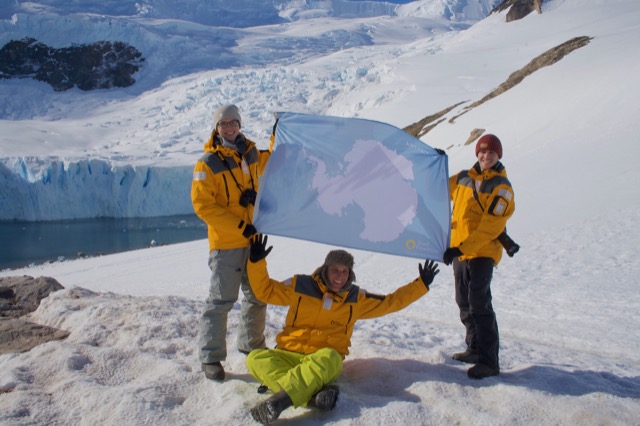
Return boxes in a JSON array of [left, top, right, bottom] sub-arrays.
[[1, 0, 640, 424]]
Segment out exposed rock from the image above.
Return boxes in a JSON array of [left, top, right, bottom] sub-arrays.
[[0, 276, 69, 354], [0, 318, 70, 355], [492, 0, 543, 22], [0, 37, 144, 91], [0, 286, 14, 299], [464, 129, 487, 147], [449, 36, 592, 123], [0, 275, 64, 318], [405, 35, 592, 140], [403, 101, 465, 138]]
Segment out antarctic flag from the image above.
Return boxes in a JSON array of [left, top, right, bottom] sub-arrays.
[[253, 112, 450, 261]]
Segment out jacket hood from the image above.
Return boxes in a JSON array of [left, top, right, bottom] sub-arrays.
[[203, 131, 248, 153], [312, 266, 356, 294], [472, 161, 506, 175]]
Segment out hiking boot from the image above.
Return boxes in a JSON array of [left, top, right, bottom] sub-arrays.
[[202, 362, 225, 381], [467, 363, 500, 379], [309, 384, 339, 411], [250, 390, 293, 424], [452, 349, 481, 364]]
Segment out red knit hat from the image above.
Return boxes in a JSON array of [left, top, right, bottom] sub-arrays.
[[475, 134, 502, 159]]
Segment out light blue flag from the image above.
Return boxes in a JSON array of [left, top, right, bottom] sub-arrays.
[[253, 112, 450, 261]]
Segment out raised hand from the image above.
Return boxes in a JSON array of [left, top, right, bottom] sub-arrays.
[[418, 259, 440, 289], [250, 234, 273, 263]]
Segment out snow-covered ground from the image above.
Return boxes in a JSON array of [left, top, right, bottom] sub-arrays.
[[1, 0, 640, 424]]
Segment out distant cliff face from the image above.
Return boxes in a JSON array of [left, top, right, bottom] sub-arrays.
[[492, 0, 543, 22], [0, 158, 194, 221], [0, 38, 144, 91]]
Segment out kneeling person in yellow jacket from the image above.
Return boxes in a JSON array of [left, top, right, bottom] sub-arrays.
[[245, 234, 439, 424]]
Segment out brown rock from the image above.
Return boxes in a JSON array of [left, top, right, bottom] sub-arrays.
[[0, 275, 64, 318], [492, 0, 544, 22], [0, 318, 70, 355], [0, 275, 68, 354]]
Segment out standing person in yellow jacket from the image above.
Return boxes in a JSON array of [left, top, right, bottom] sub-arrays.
[[245, 234, 440, 424], [191, 104, 272, 381], [443, 134, 515, 379]]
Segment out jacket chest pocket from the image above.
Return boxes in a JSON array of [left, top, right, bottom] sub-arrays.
[[322, 299, 354, 332]]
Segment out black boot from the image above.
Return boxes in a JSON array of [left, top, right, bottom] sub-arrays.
[[202, 362, 225, 381], [308, 384, 339, 411], [467, 363, 500, 379], [251, 390, 293, 424]]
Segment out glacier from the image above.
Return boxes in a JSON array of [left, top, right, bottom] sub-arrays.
[[0, 158, 193, 221]]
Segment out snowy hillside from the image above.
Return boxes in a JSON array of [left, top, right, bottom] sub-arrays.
[[1, 0, 640, 425], [2, 0, 638, 227]]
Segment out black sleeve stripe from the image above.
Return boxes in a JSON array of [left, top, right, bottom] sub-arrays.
[[365, 292, 386, 301]]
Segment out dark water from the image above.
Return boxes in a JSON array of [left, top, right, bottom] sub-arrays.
[[0, 215, 207, 270]]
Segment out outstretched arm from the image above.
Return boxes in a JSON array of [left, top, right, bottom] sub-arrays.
[[247, 235, 290, 305], [358, 259, 439, 320]]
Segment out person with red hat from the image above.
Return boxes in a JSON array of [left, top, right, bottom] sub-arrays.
[[442, 133, 515, 379]]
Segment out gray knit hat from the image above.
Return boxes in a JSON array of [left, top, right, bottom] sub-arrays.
[[213, 104, 242, 128]]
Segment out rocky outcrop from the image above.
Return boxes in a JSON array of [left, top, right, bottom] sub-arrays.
[[0, 318, 70, 355], [449, 36, 592, 122], [0, 276, 69, 354], [493, 0, 543, 22], [0, 38, 144, 91], [406, 35, 593, 139], [403, 101, 465, 139]]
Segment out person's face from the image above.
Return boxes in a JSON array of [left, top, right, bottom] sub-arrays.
[[326, 264, 350, 292], [217, 119, 240, 141], [477, 149, 499, 171]]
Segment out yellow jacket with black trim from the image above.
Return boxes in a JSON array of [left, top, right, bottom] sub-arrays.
[[191, 131, 271, 251], [247, 258, 428, 358], [449, 161, 515, 265]]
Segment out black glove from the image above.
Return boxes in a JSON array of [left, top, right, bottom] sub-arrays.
[[418, 259, 440, 289], [250, 234, 273, 263], [242, 223, 257, 239], [442, 247, 463, 265], [434, 148, 446, 155]]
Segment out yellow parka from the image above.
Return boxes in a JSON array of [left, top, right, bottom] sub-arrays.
[[247, 258, 428, 358], [449, 162, 515, 265], [191, 131, 271, 251]]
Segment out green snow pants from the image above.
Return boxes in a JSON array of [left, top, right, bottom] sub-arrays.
[[246, 347, 343, 407]]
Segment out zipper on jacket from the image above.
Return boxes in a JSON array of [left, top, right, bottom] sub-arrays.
[[221, 175, 230, 207], [291, 297, 302, 327], [345, 305, 353, 334]]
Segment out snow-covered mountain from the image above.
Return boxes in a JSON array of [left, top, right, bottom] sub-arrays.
[[1, 0, 639, 229], [1, 0, 499, 220], [1, 0, 640, 240]]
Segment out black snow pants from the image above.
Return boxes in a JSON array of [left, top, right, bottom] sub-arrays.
[[453, 257, 499, 369]]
